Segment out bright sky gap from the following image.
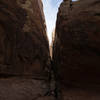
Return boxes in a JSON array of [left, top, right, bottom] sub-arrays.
[[42, 0, 78, 45]]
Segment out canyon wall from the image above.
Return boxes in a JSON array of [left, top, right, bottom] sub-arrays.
[[0, 0, 55, 100], [53, 0, 100, 96], [0, 0, 50, 77]]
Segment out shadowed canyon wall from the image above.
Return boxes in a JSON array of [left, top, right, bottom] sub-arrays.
[[53, 0, 100, 99], [0, 0, 55, 100], [0, 0, 50, 77], [1, 0, 100, 100]]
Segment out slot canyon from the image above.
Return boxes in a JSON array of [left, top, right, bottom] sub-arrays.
[[0, 0, 100, 100]]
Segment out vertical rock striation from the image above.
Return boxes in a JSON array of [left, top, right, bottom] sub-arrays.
[[53, 0, 100, 99]]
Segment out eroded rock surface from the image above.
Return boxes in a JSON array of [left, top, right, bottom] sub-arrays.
[[0, 0, 50, 76], [53, 0, 100, 99], [0, 0, 54, 100]]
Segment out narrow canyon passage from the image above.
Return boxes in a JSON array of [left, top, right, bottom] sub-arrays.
[[0, 0, 100, 100]]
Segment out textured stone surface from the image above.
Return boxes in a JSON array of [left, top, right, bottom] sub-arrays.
[[0, 78, 55, 100], [0, 0, 50, 77], [0, 0, 55, 100], [62, 88, 100, 100], [53, 0, 100, 90]]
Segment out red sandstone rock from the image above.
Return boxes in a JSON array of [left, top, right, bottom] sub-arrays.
[[0, 0, 50, 77], [53, 0, 100, 88], [0, 0, 54, 100]]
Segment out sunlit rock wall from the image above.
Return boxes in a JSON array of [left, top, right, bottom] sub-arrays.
[[0, 0, 50, 77], [53, 0, 100, 88]]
